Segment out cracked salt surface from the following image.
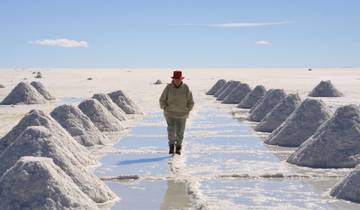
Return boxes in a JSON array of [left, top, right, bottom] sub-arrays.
[[95, 104, 360, 209]]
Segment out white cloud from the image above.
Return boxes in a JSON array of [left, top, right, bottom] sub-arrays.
[[256, 40, 272, 45], [30, 38, 88, 48], [209, 21, 290, 28]]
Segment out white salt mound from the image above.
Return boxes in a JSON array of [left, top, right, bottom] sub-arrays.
[[207, 79, 226, 95], [217, 81, 241, 101], [222, 83, 252, 104], [265, 98, 332, 147], [214, 81, 232, 97], [237, 85, 267, 109], [79, 99, 123, 132], [0, 82, 46, 105], [30, 81, 56, 100], [287, 105, 360, 168], [35, 72, 42, 79], [93, 93, 127, 121], [108, 90, 140, 114], [331, 166, 360, 203], [51, 104, 109, 146], [154, 79, 162, 85], [0, 126, 116, 203], [0, 156, 98, 210], [308, 80, 343, 97], [255, 93, 301, 132], [0, 109, 95, 166], [247, 89, 286, 122]]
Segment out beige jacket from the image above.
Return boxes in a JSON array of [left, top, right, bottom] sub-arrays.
[[159, 82, 194, 118]]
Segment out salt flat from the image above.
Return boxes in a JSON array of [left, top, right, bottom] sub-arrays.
[[1, 68, 360, 209]]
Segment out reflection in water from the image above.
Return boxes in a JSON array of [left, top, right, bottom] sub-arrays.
[[160, 180, 191, 210]]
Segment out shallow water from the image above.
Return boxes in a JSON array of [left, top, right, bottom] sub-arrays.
[[56, 97, 84, 105], [95, 113, 193, 209], [105, 180, 191, 210], [95, 103, 360, 209]]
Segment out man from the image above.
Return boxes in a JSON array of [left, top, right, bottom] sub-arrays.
[[159, 70, 194, 155]]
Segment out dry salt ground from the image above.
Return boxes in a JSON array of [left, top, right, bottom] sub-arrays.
[[94, 91, 360, 210]]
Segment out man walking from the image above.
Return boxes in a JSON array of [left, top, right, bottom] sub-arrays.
[[159, 70, 194, 155]]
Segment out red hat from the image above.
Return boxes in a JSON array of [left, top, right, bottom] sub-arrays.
[[171, 70, 184, 80]]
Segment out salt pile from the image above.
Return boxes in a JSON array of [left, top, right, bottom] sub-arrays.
[[154, 79, 163, 85], [108, 90, 140, 114], [207, 79, 226, 95], [331, 166, 360, 203], [30, 81, 56, 100], [265, 98, 332, 147], [34, 72, 42, 79], [51, 104, 109, 146], [255, 93, 301, 132], [287, 105, 360, 168], [308, 80, 343, 97], [0, 109, 95, 166], [217, 81, 240, 101], [0, 82, 46, 105], [79, 99, 123, 132], [0, 126, 116, 203], [214, 81, 232, 97], [222, 83, 252, 104], [237, 85, 267, 109], [247, 89, 286, 122], [0, 156, 98, 210], [93, 93, 127, 121]]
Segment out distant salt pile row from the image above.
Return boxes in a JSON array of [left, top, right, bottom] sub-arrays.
[[0, 81, 55, 105], [207, 79, 360, 204], [109, 90, 141, 114], [255, 93, 301, 132], [206, 79, 226, 95], [223, 83, 252, 104], [93, 93, 127, 121], [217, 81, 240, 101], [238, 85, 267, 108], [248, 89, 286, 122], [0, 89, 141, 208]]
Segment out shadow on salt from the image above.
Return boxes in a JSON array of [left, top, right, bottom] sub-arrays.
[[96, 153, 170, 177]]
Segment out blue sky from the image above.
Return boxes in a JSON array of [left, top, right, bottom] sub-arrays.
[[0, 0, 359, 68]]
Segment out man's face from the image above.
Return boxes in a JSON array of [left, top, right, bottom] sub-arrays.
[[173, 79, 182, 86]]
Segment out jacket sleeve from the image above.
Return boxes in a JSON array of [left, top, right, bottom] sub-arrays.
[[159, 85, 169, 109], [187, 88, 194, 111]]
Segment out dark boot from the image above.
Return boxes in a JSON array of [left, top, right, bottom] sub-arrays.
[[175, 145, 182, 155], [169, 144, 175, 154]]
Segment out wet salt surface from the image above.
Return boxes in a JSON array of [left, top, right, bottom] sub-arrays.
[[95, 113, 193, 209], [95, 108, 360, 209], [57, 97, 84, 105], [184, 108, 360, 209]]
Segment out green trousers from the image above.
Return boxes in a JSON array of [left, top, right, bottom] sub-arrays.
[[165, 116, 187, 147]]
